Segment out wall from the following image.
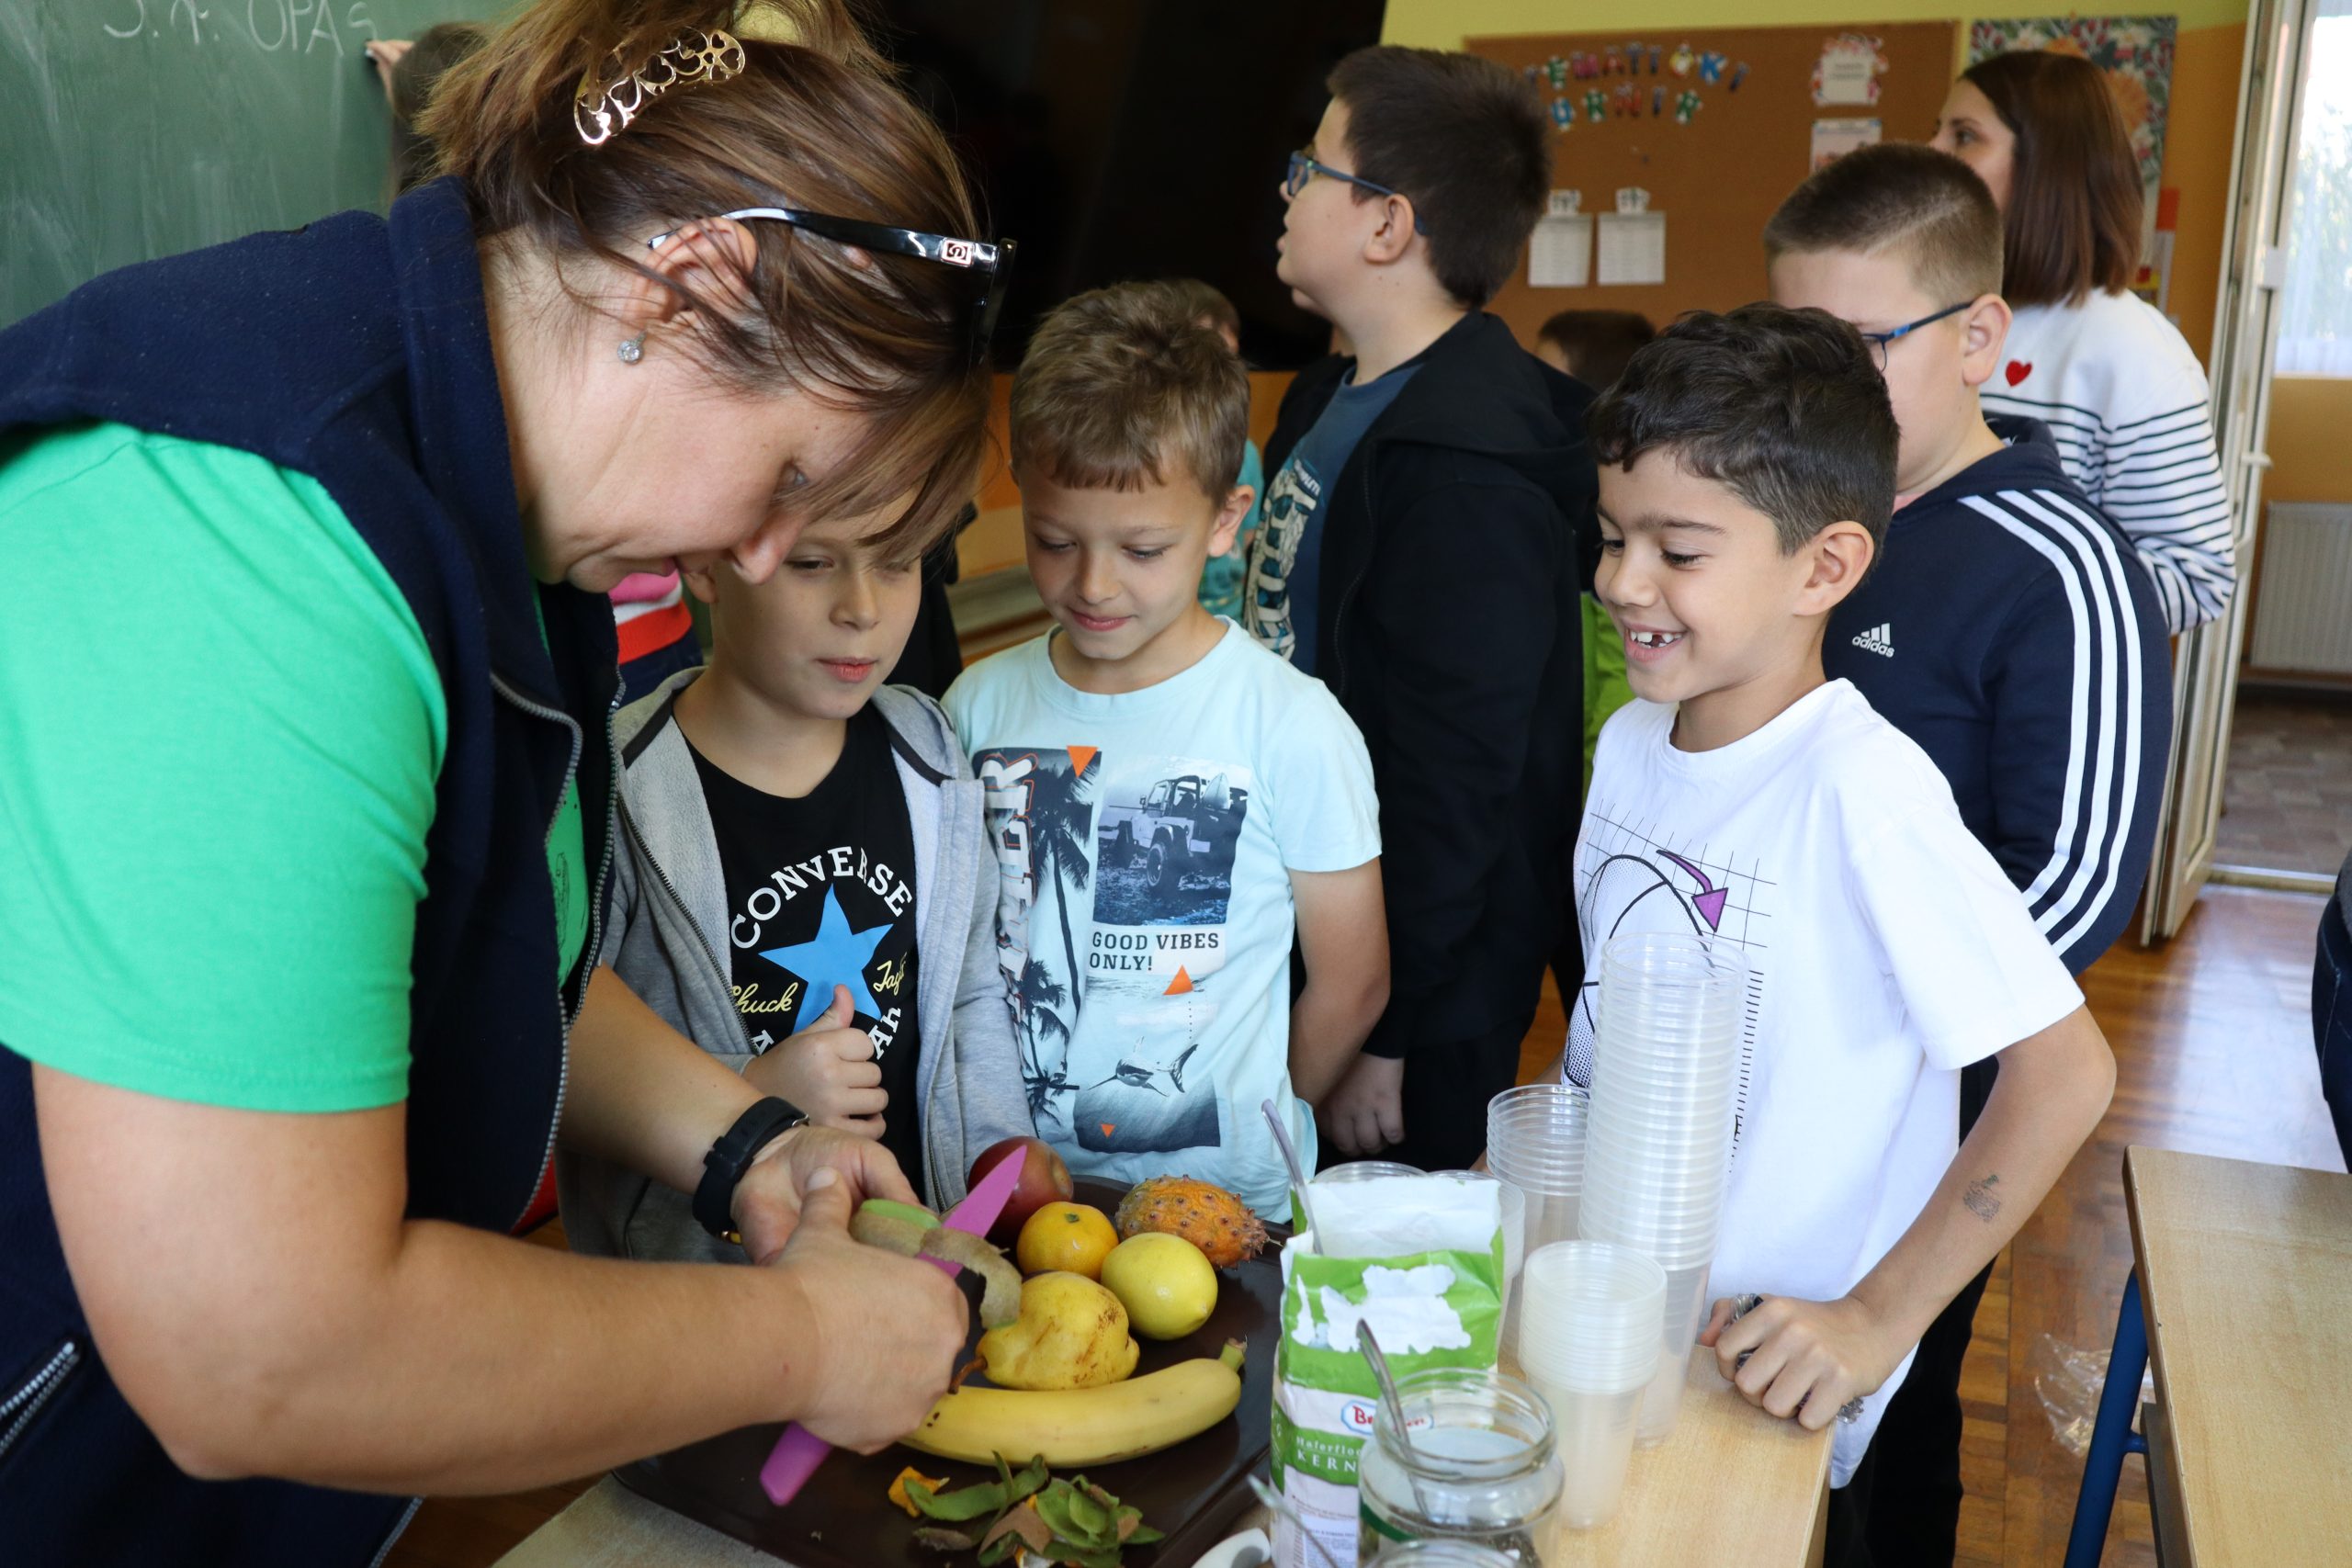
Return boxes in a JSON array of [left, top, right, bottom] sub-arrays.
[[1380, 1, 2249, 49], [956, 2, 2261, 581], [1384, 1, 2251, 372], [2267, 378, 2352, 505]]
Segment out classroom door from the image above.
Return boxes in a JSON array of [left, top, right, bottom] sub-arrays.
[[2142, 0, 2325, 941]]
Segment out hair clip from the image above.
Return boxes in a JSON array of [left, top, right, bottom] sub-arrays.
[[574, 28, 747, 147]]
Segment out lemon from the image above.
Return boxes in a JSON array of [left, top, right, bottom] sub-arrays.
[[1099, 1232, 1218, 1340]]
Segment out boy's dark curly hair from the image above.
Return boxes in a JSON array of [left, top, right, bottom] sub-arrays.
[[1587, 303, 1898, 554]]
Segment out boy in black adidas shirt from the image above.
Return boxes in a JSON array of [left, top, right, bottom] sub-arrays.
[[1767, 141, 2170, 1567]]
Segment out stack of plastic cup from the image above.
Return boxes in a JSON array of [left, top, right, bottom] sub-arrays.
[[1577, 931, 1747, 1445], [1485, 1083, 1589, 1372], [1514, 1241, 1668, 1529]]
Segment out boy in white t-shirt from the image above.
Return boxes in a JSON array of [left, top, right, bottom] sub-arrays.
[[944, 282, 1389, 1220], [1554, 304, 2115, 1556]]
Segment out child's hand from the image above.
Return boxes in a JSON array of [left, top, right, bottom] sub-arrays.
[[744, 986, 887, 1139], [1700, 1293, 1904, 1430], [1317, 1052, 1405, 1156]]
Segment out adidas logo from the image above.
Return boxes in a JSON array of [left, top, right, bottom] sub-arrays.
[[1850, 622, 1895, 658]]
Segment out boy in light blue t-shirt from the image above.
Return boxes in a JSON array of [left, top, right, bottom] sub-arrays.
[[944, 282, 1390, 1221]]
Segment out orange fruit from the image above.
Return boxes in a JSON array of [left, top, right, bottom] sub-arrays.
[[1015, 1201, 1118, 1279]]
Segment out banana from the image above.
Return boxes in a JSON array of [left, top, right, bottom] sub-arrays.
[[899, 1339, 1246, 1468]]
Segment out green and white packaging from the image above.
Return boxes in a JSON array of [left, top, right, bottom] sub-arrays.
[[1269, 1176, 1505, 1568]]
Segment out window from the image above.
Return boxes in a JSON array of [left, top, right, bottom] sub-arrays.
[[2277, 0, 2352, 375]]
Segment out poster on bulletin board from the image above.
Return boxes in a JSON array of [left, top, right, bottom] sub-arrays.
[[1468, 21, 1961, 349], [1966, 17, 2178, 259]]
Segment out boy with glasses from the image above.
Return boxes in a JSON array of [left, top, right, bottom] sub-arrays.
[[1248, 46, 1594, 1170], [1766, 142, 2168, 1567]]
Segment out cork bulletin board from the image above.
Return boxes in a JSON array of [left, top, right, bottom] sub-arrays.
[[1465, 22, 1963, 349]]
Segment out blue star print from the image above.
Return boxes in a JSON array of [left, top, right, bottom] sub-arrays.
[[760, 886, 891, 1033]]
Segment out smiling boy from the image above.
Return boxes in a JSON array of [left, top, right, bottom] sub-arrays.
[[1551, 305, 2113, 1563], [944, 282, 1388, 1219]]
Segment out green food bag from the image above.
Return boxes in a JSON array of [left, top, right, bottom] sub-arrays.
[[1269, 1176, 1505, 1568]]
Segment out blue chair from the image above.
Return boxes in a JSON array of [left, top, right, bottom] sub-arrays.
[[2062, 1271, 2151, 1568], [2314, 844, 2352, 1168]]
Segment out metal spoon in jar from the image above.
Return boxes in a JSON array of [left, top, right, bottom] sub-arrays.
[[1356, 1318, 1436, 1517]]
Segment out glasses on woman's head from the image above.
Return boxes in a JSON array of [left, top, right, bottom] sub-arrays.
[[1283, 151, 1430, 234], [648, 208, 1016, 369], [1857, 300, 1974, 372]]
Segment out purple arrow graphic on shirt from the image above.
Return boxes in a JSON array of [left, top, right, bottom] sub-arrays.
[[1660, 852, 1729, 931]]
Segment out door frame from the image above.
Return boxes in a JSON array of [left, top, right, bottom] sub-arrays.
[[2142, 0, 2327, 937]]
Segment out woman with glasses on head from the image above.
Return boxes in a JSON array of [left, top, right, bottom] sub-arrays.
[[0, 4, 1012, 1562], [1932, 49, 2237, 634]]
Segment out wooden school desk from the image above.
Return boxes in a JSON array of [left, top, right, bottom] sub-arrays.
[[493, 1347, 1831, 1566], [2105, 1146, 2352, 1565]]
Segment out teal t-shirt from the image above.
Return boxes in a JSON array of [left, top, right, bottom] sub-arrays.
[[0, 423, 586, 1112], [1193, 439, 1265, 623]]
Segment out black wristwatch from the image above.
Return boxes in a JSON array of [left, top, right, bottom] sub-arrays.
[[693, 1097, 808, 1239]]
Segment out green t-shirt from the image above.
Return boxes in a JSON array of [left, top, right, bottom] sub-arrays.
[[0, 423, 588, 1113]]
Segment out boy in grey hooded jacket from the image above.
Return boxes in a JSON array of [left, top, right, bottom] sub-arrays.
[[561, 542, 1032, 1265]]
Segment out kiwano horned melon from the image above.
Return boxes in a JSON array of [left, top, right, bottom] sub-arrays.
[[1114, 1176, 1268, 1268]]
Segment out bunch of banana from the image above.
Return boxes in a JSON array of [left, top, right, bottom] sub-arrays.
[[900, 1340, 1246, 1468]]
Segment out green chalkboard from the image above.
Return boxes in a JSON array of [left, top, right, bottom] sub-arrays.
[[0, 1, 484, 327]]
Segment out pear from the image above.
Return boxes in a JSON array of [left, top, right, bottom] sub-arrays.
[[977, 1272, 1141, 1390]]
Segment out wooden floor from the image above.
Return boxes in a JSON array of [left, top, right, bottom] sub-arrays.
[[387, 886, 2343, 1568]]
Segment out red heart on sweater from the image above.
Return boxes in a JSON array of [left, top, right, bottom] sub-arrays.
[[2005, 360, 2032, 387]]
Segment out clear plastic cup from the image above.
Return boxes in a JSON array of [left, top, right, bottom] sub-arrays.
[[1317, 1159, 1426, 1184], [1526, 1380, 1645, 1529], [1629, 1261, 1714, 1445], [1511, 1241, 1664, 1530], [1515, 1242, 1666, 1378]]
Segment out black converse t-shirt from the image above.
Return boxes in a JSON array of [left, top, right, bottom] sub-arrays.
[[691, 707, 924, 1183]]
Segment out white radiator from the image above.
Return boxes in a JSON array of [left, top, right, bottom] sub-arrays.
[[2249, 502, 2352, 675]]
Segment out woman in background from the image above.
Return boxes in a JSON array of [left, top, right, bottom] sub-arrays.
[[1934, 49, 2237, 633]]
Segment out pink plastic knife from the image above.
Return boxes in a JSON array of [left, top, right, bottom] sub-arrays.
[[758, 1146, 1030, 1506]]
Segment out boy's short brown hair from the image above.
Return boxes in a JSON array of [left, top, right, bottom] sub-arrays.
[[1536, 310, 1657, 389], [1763, 143, 2004, 307], [1165, 278, 1242, 343], [1010, 281, 1250, 502], [1960, 51, 2143, 307], [1327, 47, 1549, 308]]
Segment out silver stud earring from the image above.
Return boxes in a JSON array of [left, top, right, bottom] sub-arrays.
[[617, 331, 647, 364]]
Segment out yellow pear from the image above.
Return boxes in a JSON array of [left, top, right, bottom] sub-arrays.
[[976, 1271, 1140, 1390]]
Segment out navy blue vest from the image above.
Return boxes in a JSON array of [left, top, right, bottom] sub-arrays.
[[0, 180, 619, 1565]]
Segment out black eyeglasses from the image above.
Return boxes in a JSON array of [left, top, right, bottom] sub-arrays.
[[649, 207, 1016, 368], [1857, 301, 1973, 372], [1283, 151, 1430, 234]]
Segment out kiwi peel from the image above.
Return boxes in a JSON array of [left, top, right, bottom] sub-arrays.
[[851, 1200, 1022, 1328]]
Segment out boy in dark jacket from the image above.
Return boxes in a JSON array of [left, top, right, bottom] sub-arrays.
[[1244, 45, 1594, 1170], [1768, 142, 2169, 1568]]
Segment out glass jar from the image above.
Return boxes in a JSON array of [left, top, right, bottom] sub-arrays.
[[1368, 1541, 1524, 1566], [1356, 1368, 1564, 1566]]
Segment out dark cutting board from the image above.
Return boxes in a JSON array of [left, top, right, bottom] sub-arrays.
[[615, 1181, 1284, 1564]]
